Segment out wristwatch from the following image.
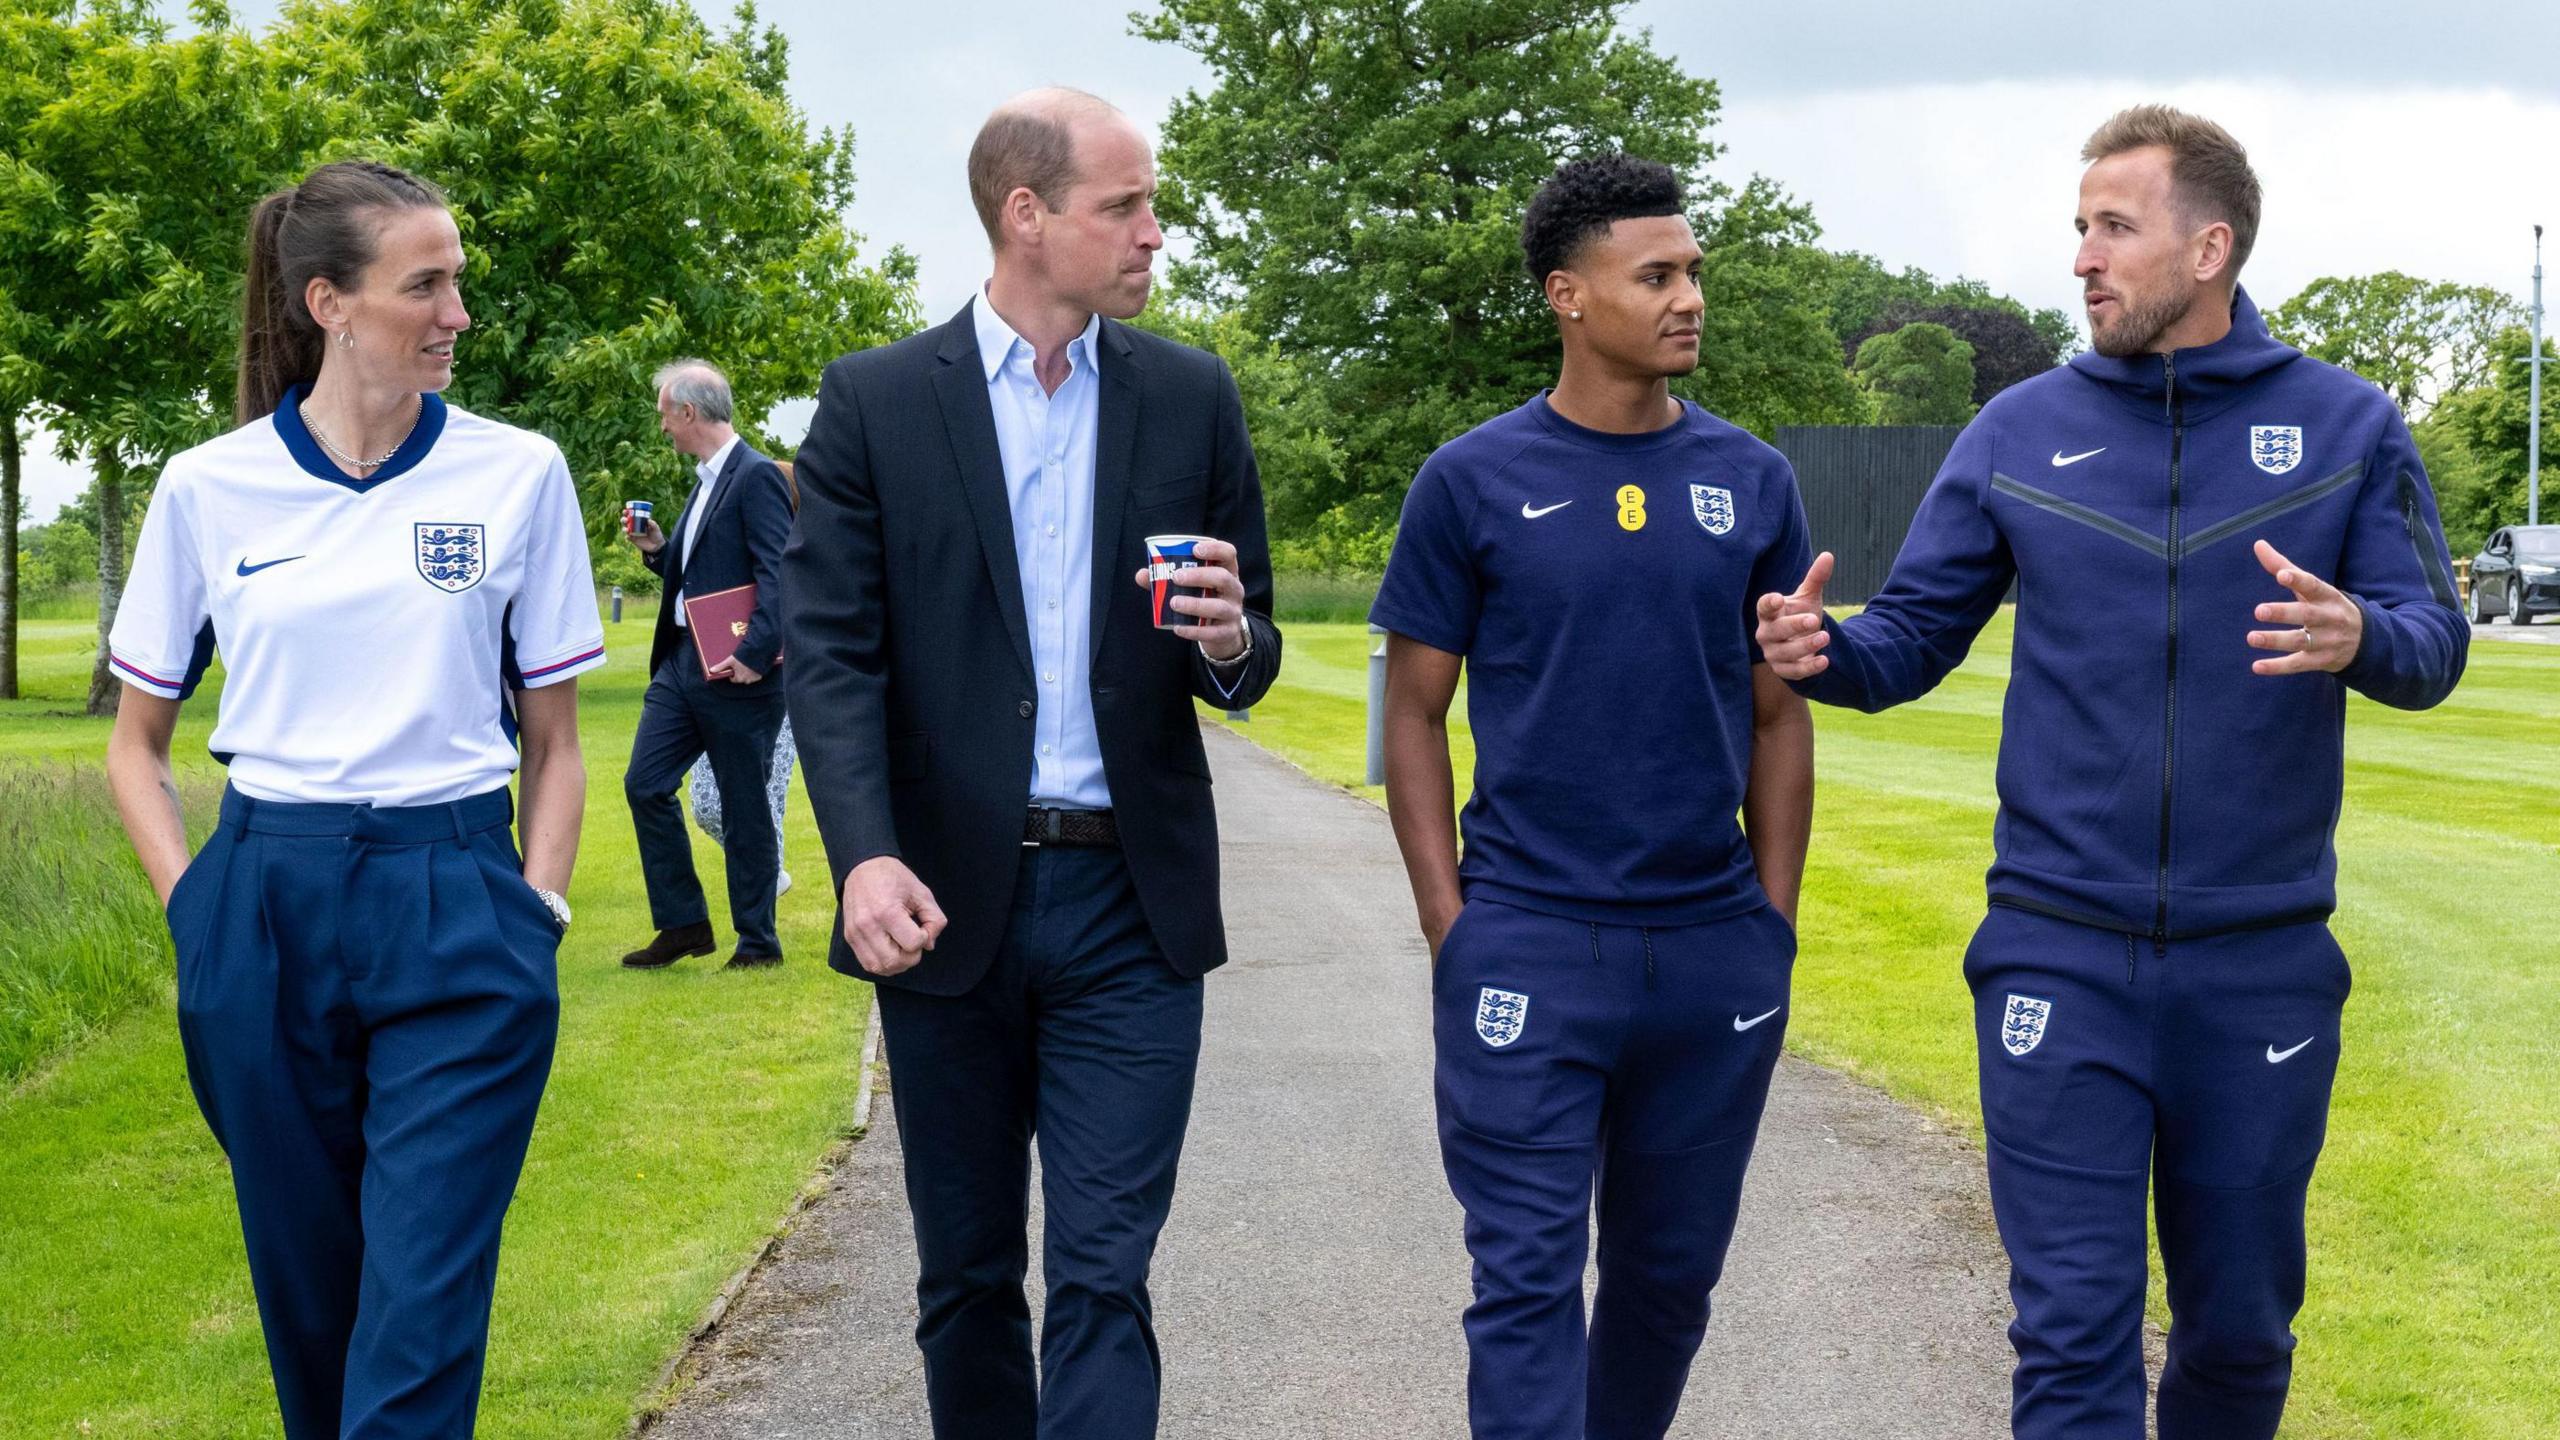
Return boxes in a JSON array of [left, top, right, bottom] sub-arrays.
[[532, 887, 573, 932], [1200, 626, 1254, 670]]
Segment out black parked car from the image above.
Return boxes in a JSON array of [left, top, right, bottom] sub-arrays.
[[2468, 524, 2560, 624]]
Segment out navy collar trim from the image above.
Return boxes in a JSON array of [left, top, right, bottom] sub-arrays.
[[272, 383, 449, 492]]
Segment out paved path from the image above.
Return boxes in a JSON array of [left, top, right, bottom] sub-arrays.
[[646, 726, 2019, 1438]]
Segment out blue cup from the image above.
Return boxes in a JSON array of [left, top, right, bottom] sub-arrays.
[[623, 499, 653, 537]]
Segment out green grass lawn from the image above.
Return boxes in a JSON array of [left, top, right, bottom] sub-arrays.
[[1214, 616, 2560, 1439], [0, 600, 868, 1437]]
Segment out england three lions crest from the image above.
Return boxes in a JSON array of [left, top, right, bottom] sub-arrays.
[[2000, 993, 2052, 1058], [2250, 426, 2303, 476], [1475, 987, 1530, 1048], [416, 523, 486, 593], [1691, 484, 1735, 536]]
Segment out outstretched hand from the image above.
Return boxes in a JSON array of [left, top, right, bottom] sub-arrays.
[[2246, 540, 2363, 676], [1753, 552, 1836, 680]]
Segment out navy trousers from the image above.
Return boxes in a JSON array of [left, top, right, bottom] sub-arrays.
[[625, 653, 785, 954], [873, 844, 1205, 1440], [166, 785, 561, 1440], [1432, 897, 1796, 1440], [1967, 906, 2350, 1440]]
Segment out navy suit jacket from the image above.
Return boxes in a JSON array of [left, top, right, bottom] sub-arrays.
[[783, 304, 1283, 995], [644, 440, 792, 681]]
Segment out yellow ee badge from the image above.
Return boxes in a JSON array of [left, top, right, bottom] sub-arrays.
[[1616, 484, 1647, 531]]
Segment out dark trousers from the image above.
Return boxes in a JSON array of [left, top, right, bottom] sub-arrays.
[[1967, 906, 2350, 1440], [168, 786, 561, 1440], [1432, 898, 1797, 1440], [874, 845, 1205, 1440], [624, 653, 785, 954]]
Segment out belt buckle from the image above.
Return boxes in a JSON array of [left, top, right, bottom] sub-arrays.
[[1024, 807, 1064, 849]]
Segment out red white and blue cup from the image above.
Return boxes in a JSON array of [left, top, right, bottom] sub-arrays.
[[622, 499, 653, 537], [1146, 534, 1213, 631]]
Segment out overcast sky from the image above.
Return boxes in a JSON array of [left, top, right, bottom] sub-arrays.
[[17, 0, 2556, 521]]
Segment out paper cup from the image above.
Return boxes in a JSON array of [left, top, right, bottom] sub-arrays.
[[623, 499, 654, 537], [1146, 534, 1213, 631]]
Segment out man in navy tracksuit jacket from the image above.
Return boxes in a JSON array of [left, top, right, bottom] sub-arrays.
[[1759, 108, 2466, 1438]]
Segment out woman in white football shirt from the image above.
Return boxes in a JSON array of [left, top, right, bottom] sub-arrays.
[[103, 160, 604, 1440]]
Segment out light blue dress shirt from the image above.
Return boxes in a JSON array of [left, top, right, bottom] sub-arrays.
[[671, 433, 739, 629], [974, 293, 1113, 810]]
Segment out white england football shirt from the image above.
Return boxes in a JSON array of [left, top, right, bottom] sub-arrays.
[[110, 387, 608, 806]]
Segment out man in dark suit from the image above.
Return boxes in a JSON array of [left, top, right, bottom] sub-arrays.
[[621, 358, 794, 969], [782, 87, 1282, 1440]]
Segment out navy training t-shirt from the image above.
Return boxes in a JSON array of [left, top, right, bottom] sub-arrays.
[[1369, 392, 1814, 926]]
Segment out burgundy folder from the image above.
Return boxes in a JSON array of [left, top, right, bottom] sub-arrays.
[[683, 583, 778, 680]]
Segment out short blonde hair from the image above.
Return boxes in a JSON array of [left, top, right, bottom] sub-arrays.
[[2082, 105, 2262, 275]]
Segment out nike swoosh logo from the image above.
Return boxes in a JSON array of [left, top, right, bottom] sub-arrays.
[[1521, 500, 1573, 519], [2051, 447, 2107, 467], [1733, 1006, 1783, 1032], [236, 555, 306, 576], [2267, 1037, 2315, 1064]]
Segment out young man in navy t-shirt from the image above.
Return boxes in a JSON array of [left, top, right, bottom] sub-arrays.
[[1372, 154, 1817, 1440]]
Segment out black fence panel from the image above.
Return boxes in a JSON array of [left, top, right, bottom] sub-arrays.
[[1773, 426, 1966, 607]]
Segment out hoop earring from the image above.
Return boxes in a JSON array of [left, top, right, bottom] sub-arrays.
[[338, 329, 354, 350]]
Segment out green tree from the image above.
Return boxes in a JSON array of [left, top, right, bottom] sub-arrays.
[[2265, 271, 2521, 416], [1854, 321, 1977, 425], [1137, 0, 1856, 550], [1, 0, 917, 711], [271, 0, 919, 568], [17, 515, 98, 595], [1850, 300, 2063, 407], [0, 0, 98, 700], [2432, 327, 2559, 545], [1799, 247, 2076, 379], [0, 0, 319, 712], [0, 414, 20, 699], [1125, 282, 1349, 568], [2412, 407, 2495, 560]]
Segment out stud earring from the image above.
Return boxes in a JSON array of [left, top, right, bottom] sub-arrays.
[[1569, 310, 1583, 321]]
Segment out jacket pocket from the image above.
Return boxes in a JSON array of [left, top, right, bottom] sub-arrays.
[[1135, 470, 1209, 511]]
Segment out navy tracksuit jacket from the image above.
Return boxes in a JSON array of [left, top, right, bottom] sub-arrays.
[[1795, 289, 2466, 1439]]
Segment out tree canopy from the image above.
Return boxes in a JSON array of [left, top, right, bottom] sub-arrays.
[[1138, 0, 1867, 557], [1854, 322, 1976, 425], [1, 0, 916, 707], [2430, 326, 2558, 549], [2266, 271, 2520, 416], [1849, 299, 2063, 407]]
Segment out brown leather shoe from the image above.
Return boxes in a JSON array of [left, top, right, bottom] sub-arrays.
[[722, 949, 783, 971], [621, 922, 716, 969]]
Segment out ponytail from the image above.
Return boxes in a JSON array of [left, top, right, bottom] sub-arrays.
[[234, 160, 449, 425]]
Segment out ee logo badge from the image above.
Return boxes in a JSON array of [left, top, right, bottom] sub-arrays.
[[1617, 484, 1647, 532]]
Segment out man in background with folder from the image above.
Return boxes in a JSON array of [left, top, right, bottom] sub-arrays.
[[621, 358, 794, 970]]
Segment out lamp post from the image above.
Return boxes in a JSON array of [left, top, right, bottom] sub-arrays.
[[2532, 225, 2546, 526]]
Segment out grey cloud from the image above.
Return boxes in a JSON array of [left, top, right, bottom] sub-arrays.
[[1630, 0, 2559, 100]]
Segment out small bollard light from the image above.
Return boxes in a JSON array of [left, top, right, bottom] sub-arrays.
[[1365, 623, 1387, 786], [610, 585, 624, 623]]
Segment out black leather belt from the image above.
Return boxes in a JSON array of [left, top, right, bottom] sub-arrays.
[[1023, 806, 1118, 848]]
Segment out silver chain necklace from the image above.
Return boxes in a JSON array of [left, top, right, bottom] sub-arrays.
[[300, 395, 422, 472]]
